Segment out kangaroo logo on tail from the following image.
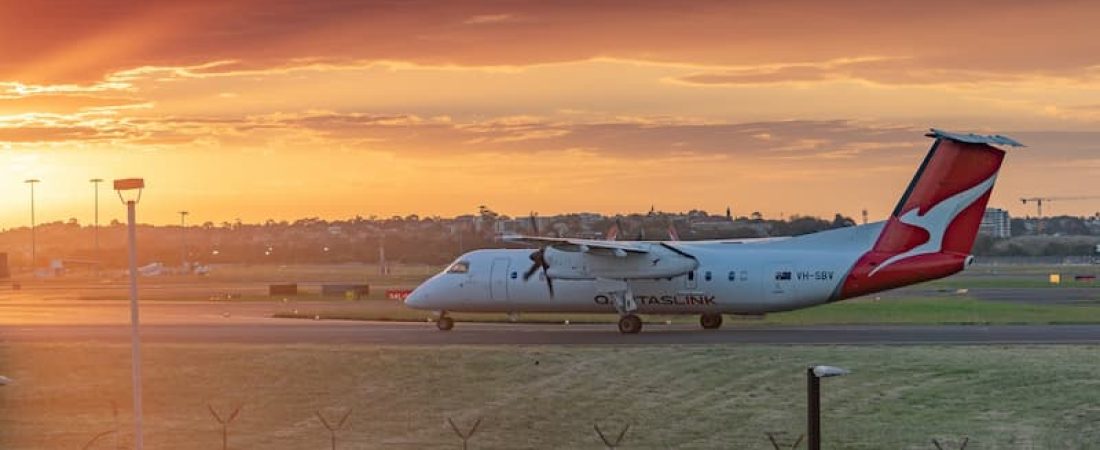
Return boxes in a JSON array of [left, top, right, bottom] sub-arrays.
[[870, 173, 998, 276]]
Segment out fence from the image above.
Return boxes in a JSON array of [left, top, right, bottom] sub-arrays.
[[72, 402, 982, 449]]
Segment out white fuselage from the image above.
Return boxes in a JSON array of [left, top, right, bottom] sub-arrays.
[[405, 221, 901, 315]]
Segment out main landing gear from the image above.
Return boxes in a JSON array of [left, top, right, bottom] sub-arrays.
[[617, 314, 643, 334], [436, 314, 454, 331], [700, 313, 723, 329]]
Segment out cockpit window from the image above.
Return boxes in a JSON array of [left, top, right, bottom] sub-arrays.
[[445, 260, 470, 274]]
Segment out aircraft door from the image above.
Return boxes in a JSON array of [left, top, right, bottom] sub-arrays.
[[489, 258, 510, 301], [684, 270, 698, 290]]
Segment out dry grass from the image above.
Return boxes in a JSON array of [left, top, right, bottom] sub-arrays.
[[2, 344, 1100, 449]]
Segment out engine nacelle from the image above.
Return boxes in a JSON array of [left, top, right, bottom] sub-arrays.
[[543, 244, 697, 280]]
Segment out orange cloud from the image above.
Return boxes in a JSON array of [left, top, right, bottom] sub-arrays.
[[4, 1, 1100, 85]]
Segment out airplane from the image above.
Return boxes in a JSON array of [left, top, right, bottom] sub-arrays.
[[404, 129, 1023, 333]]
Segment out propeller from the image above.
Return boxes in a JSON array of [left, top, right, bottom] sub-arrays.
[[522, 248, 554, 296], [522, 213, 555, 297]]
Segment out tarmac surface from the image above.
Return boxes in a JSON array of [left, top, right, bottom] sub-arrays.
[[3, 300, 1100, 346]]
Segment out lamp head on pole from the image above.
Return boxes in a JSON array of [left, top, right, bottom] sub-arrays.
[[114, 178, 145, 204], [24, 178, 39, 184], [811, 365, 851, 378], [90, 178, 103, 184]]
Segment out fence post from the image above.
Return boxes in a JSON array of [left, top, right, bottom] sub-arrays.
[[447, 416, 482, 450], [770, 429, 805, 446], [207, 404, 242, 450], [316, 408, 353, 450], [593, 422, 630, 449]]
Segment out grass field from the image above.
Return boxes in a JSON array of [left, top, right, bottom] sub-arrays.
[[2, 343, 1099, 449], [274, 295, 1100, 326]]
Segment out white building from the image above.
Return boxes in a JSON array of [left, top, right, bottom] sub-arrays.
[[979, 208, 1011, 238]]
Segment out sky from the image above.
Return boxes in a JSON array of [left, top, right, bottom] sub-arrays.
[[3, 0, 1100, 227]]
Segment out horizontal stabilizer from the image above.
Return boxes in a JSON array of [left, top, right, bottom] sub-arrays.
[[925, 128, 1024, 147]]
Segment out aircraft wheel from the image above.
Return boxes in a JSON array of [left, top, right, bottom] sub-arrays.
[[617, 314, 643, 334], [437, 316, 454, 331], [700, 313, 723, 329]]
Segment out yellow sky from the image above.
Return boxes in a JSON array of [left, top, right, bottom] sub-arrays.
[[3, 1, 1100, 227]]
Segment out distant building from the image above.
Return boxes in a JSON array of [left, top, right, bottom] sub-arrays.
[[979, 208, 1011, 238]]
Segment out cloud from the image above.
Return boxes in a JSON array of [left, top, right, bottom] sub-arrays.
[[5, 0, 1100, 86], [672, 58, 1076, 87], [245, 113, 927, 163], [0, 105, 927, 164], [463, 14, 517, 25], [0, 126, 110, 142]]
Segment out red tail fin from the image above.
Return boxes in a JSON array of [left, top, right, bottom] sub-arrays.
[[838, 130, 1020, 299]]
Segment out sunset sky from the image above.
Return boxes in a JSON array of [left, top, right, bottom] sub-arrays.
[[3, 0, 1100, 228]]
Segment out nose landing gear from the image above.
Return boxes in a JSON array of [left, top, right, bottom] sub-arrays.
[[436, 314, 454, 331], [700, 313, 723, 329]]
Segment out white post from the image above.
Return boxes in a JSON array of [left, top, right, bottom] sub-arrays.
[[127, 199, 144, 450]]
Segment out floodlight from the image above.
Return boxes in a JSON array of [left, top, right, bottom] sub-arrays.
[[807, 364, 851, 450], [115, 176, 147, 449], [812, 365, 850, 378], [114, 178, 145, 204]]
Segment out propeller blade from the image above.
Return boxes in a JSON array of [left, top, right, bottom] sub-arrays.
[[522, 261, 540, 280], [540, 254, 554, 297], [528, 213, 540, 235], [521, 248, 555, 297], [523, 249, 544, 280]]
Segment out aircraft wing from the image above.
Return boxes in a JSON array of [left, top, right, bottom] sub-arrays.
[[502, 235, 650, 255]]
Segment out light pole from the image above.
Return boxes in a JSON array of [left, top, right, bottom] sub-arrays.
[[90, 178, 103, 264], [807, 365, 850, 450], [178, 210, 189, 271], [115, 178, 145, 450], [24, 179, 39, 269], [378, 232, 387, 276]]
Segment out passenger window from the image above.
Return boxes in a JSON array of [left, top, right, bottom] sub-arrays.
[[445, 261, 470, 274], [728, 271, 736, 281], [704, 271, 712, 281], [511, 271, 517, 279], [740, 270, 748, 281], [687, 271, 695, 281]]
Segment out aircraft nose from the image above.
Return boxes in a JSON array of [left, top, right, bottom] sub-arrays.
[[404, 286, 431, 309]]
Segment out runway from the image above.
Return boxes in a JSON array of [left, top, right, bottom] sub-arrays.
[[5, 320, 1100, 345]]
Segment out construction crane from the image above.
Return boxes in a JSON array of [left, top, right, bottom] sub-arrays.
[[1020, 196, 1100, 217]]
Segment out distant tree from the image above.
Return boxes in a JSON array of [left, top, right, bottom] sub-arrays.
[[830, 214, 856, 228], [971, 235, 994, 254]]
